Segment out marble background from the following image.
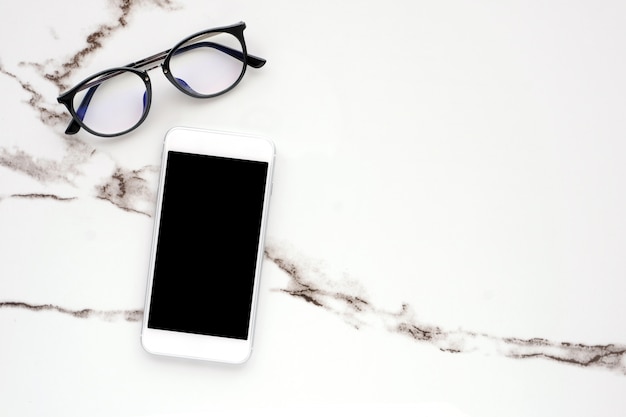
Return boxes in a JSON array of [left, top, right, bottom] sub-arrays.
[[1, 0, 625, 416]]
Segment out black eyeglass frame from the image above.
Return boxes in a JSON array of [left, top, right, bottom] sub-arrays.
[[57, 22, 265, 137]]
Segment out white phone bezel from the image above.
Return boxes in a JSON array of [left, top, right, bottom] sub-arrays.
[[141, 126, 275, 364]]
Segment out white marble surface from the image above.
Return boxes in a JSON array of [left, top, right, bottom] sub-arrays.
[[1, 1, 626, 416]]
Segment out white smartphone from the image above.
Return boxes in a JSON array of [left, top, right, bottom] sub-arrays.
[[141, 127, 275, 364]]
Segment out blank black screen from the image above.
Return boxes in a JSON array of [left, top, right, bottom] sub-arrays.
[[147, 151, 268, 340]]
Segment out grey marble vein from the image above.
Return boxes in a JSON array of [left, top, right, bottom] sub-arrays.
[[0, 140, 89, 184], [23, 0, 181, 93], [96, 165, 159, 217], [0, 64, 66, 127], [2, 245, 625, 375], [0, 301, 142, 322], [264, 244, 626, 375], [9, 193, 77, 201]]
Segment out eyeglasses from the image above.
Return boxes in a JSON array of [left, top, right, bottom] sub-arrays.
[[57, 22, 265, 137]]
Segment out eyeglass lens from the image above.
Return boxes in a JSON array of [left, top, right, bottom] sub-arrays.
[[69, 30, 246, 136], [72, 70, 148, 136], [168, 31, 245, 96]]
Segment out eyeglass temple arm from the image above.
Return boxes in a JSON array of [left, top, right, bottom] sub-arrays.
[[63, 83, 100, 134], [174, 42, 266, 68], [126, 44, 265, 71]]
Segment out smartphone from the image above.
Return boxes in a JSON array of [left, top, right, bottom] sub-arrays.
[[141, 127, 275, 363]]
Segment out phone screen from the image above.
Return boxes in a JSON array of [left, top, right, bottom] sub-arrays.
[[147, 150, 269, 340]]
